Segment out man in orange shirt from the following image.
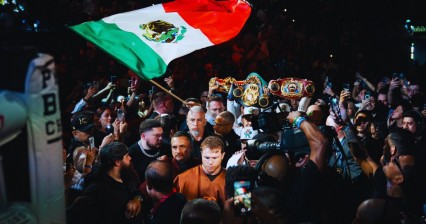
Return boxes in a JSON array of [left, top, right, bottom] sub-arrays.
[[173, 135, 227, 207]]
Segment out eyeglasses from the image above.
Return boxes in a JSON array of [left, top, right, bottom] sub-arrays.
[[214, 121, 232, 127], [201, 95, 208, 98]]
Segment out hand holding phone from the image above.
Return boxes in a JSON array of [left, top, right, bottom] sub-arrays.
[[233, 179, 252, 216], [105, 124, 114, 135], [364, 91, 371, 100], [329, 97, 342, 123], [117, 109, 125, 122], [89, 137, 95, 149], [110, 75, 117, 84], [342, 83, 350, 92]]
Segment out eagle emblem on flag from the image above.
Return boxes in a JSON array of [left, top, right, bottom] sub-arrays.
[[140, 20, 187, 43]]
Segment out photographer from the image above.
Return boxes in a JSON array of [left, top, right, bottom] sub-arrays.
[[251, 111, 328, 223]]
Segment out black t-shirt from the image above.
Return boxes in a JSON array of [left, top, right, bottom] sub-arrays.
[[128, 142, 171, 183], [283, 160, 322, 223], [151, 193, 187, 224], [82, 174, 141, 224]]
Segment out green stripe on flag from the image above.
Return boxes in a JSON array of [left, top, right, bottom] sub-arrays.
[[70, 20, 167, 80]]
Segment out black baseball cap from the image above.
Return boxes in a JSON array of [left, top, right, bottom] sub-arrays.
[[71, 114, 94, 132]]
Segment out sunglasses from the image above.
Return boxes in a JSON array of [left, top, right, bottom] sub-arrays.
[[355, 117, 370, 125]]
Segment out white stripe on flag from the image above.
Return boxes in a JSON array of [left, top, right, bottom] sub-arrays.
[[103, 4, 214, 64]]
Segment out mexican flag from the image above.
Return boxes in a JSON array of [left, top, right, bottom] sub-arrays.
[[70, 0, 251, 80]]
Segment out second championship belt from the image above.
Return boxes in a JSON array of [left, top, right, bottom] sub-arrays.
[[268, 77, 315, 99]]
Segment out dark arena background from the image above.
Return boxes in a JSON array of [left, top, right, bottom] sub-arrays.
[[1, 0, 426, 223]]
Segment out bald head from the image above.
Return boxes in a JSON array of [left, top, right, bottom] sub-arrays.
[[145, 160, 173, 194], [217, 111, 235, 124], [263, 154, 289, 182], [180, 199, 221, 224], [354, 199, 401, 224]]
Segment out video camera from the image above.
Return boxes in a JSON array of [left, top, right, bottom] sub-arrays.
[[248, 106, 311, 160], [251, 112, 282, 133], [246, 124, 311, 160]]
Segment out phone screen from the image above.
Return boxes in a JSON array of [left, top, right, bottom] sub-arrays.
[[330, 97, 341, 120], [105, 124, 114, 135], [117, 109, 125, 122], [110, 75, 117, 84], [89, 137, 95, 149], [343, 83, 350, 92], [233, 180, 252, 216]]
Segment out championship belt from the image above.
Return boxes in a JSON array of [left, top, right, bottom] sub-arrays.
[[208, 77, 236, 93], [232, 73, 271, 108], [268, 78, 315, 99]]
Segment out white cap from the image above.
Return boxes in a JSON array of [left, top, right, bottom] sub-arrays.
[[243, 107, 259, 116]]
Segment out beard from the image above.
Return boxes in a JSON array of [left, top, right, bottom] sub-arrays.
[[190, 130, 200, 137], [120, 162, 140, 187], [147, 141, 161, 149]]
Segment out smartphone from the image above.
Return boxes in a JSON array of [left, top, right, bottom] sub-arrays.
[[89, 136, 95, 149], [110, 75, 117, 84], [117, 109, 125, 122], [392, 73, 400, 80], [330, 97, 342, 122], [381, 76, 390, 84], [105, 124, 114, 135], [343, 83, 350, 92], [233, 179, 252, 216], [364, 91, 371, 100], [92, 80, 99, 89]]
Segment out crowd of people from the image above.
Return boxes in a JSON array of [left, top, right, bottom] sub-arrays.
[[56, 1, 425, 224], [2, 0, 426, 223], [63, 64, 426, 223]]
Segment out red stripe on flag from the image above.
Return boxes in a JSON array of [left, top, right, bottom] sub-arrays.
[[163, 0, 251, 45]]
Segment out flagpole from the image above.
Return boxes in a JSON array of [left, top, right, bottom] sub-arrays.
[[149, 80, 187, 105]]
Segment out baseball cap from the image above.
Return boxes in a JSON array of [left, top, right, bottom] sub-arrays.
[[243, 107, 260, 116], [71, 114, 94, 132]]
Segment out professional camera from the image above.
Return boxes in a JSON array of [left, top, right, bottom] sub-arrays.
[[247, 120, 311, 160], [251, 112, 282, 133]]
